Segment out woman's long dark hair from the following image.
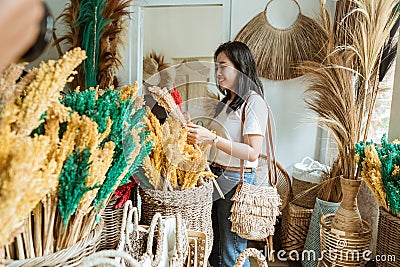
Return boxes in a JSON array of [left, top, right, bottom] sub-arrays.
[[214, 41, 263, 116]]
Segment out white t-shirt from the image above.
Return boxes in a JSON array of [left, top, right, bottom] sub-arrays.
[[209, 92, 268, 168]]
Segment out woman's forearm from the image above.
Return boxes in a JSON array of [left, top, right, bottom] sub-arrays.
[[215, 135, 259, 162]]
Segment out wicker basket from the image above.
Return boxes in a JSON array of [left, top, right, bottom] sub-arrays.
[[5, 220, 103, 267], [291, 157, 329, 209], [98, 195, 124, 251], [274, 161, 291, 212], [233, 248, 268, 267], [280, 202, 313, 256], [319, 214, 371, 267], [376, 207, 400, 267], [139, 181, 213, 259], [291, 178, 320, 209]]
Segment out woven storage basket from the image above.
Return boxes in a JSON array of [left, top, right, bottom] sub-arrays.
[[280, 202, 313, 256], [98, 195, 124, 251], [292, 157, 329, 209], [139, 181, 213, 259], [376, 207, 400, 267], [291, 178, 320, 209], [319, 214, 371, 267], [5, 220, 103, 267], [274, 160, 291, 212]]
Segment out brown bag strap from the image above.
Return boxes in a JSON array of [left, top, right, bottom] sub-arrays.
[[240, 96, 277, 186]]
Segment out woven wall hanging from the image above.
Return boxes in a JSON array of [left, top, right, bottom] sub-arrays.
[[235, 0, 327, 81]]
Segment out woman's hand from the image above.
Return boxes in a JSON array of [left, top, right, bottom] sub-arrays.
[[0, 0, 44, 74], [187, 123, 215, 145]]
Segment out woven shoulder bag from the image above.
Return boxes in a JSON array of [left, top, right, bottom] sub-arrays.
[[229, 99, 281, 247]]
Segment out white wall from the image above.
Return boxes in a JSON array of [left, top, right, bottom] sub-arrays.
[[230, 0, 336, 169], [143, 6, 222, 58]]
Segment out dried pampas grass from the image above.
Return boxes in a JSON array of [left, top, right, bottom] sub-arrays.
[[302, 0, 399, 182], [147, 86, 187, 126], [235, 3, 327, 80]]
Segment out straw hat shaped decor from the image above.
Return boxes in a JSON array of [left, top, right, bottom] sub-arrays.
[[235, 0, 327, 81]]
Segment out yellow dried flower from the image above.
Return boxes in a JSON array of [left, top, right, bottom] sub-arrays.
[[354, 154, 360, 164], [78, 141, 115, 214], [120, 82, 139, 101], [0, 133, 54, 247], [0, 63, 26, 106], [392, 164, 400, 176], [393, 139, 400, 145], [361, 145, 387, 208], [11, 48, 86, 136]]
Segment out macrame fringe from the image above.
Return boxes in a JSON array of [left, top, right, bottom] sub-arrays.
[[230, 183, 281, 241], [230, 213, 276, 238], [231, 185, 282, 207], [230, 202, 281, 217]]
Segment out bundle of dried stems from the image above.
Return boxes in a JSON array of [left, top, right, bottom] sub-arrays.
[[0, 48, 86, 249], [142, 90, 216, 190], [303, 0, 399, 186]]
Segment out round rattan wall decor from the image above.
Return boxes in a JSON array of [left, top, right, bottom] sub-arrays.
[[235, 0, 327, 81]]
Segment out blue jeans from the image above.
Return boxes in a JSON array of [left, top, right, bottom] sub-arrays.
[[209, 166, 256, 267]]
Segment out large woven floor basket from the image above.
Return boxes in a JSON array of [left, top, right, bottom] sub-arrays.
[[139, 181, 213, 259], [98, 195, 124, 251], [281, 202, 313, 256], [376, 207, 400, 267], [319, 214, 371, 267], [5, 221, 103, 267]]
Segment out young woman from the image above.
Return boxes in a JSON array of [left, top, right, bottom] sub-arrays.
[[187, 41, 268, 267]]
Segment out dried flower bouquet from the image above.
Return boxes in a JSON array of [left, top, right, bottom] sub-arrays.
[[0, 51, 152, 260], [141, 86, 216, 190], [356, 135, 400, 216]]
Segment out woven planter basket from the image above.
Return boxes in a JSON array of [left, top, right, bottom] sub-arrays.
[[139, 181, 213, 259], [280, 202, 313, 256], [98, 195, 124, 251], [319, 214, 371, 267], [5, 220, 103, 267], [376, 207, 400, 267]]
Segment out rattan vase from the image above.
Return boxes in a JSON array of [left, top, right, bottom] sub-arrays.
[[331, 176, 363, 234], [319, 214, 371, 267]]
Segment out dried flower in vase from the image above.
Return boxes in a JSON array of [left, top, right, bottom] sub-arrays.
[[302, 0, 399, 181]]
